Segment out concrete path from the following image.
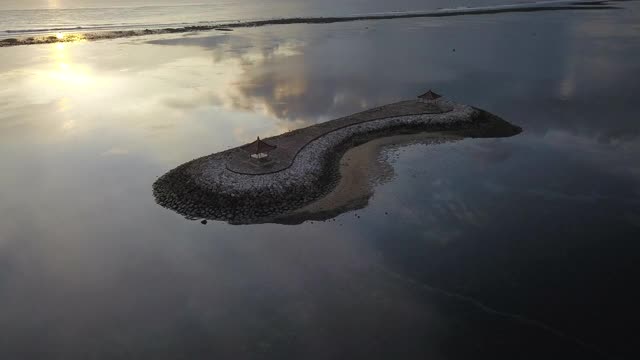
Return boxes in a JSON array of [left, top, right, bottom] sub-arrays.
[[226, 100, 450, 174]]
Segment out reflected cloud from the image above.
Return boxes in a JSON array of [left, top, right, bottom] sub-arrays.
[[1, 8, 640, 170], [149, 14, 639, 148], [147, 34, 231, 48], [145, 27, 460, 128], [101, 147, 129, 156], [466, 140, 515, 165], [1, 7, 640, 358]]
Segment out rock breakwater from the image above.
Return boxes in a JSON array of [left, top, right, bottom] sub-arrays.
[[153, 97, 521, 224]]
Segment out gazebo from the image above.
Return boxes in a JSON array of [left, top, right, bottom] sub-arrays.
[[241, 136, 277, 159], [418, 90, 442, 102]]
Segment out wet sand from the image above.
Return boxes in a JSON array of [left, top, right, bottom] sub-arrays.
[[276, 132, 461, 224], [274, 110, 520, 224]]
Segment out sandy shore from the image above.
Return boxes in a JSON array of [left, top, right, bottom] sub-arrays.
[[274, 132, 462, 224], [267, 110, 523, 224], [272, 108, 522, 225]]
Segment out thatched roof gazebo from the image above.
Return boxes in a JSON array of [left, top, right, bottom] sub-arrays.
[[241, 137, 277, 159], [418, 90, 442, 102]]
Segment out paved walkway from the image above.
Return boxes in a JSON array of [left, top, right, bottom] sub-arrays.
[[226, 100, 450, 175]]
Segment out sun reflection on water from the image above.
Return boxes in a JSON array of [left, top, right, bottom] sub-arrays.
[[48, 41, 94, 88], [48, 32, 87, 44], [58, 98, 71, 112]]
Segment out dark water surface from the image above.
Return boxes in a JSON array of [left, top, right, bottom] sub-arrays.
[[1, 3, 639, 359]]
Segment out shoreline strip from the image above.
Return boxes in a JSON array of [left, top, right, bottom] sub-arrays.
[[1, 0, 615, 47]]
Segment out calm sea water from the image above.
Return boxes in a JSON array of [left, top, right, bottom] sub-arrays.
[[1, 1, 639, 359]]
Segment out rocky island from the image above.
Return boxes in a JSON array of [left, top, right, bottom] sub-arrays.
[[153, 92, 521, 224]]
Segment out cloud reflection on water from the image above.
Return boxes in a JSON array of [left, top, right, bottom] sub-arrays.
[[146, 15, 640, 146], [2, 12, 638, 160], [1, 5, 640, 359]]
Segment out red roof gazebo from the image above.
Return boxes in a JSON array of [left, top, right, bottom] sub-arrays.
[[417, 90, 442, 101], [241, 137, 277, 159]]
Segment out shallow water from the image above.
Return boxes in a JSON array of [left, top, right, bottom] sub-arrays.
[[1, 2, 639, 359]]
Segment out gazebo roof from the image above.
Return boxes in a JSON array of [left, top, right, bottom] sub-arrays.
[[241, 136, 277, 155], [417, 90, 442, 100]]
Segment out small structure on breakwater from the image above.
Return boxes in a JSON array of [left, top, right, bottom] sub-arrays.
[[153, 91, 521, 224], [242, 137, 277, 160], [418, 89, 442, 102]]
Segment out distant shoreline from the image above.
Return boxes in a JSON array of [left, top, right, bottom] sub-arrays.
[[0, 0, 615, 47]]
